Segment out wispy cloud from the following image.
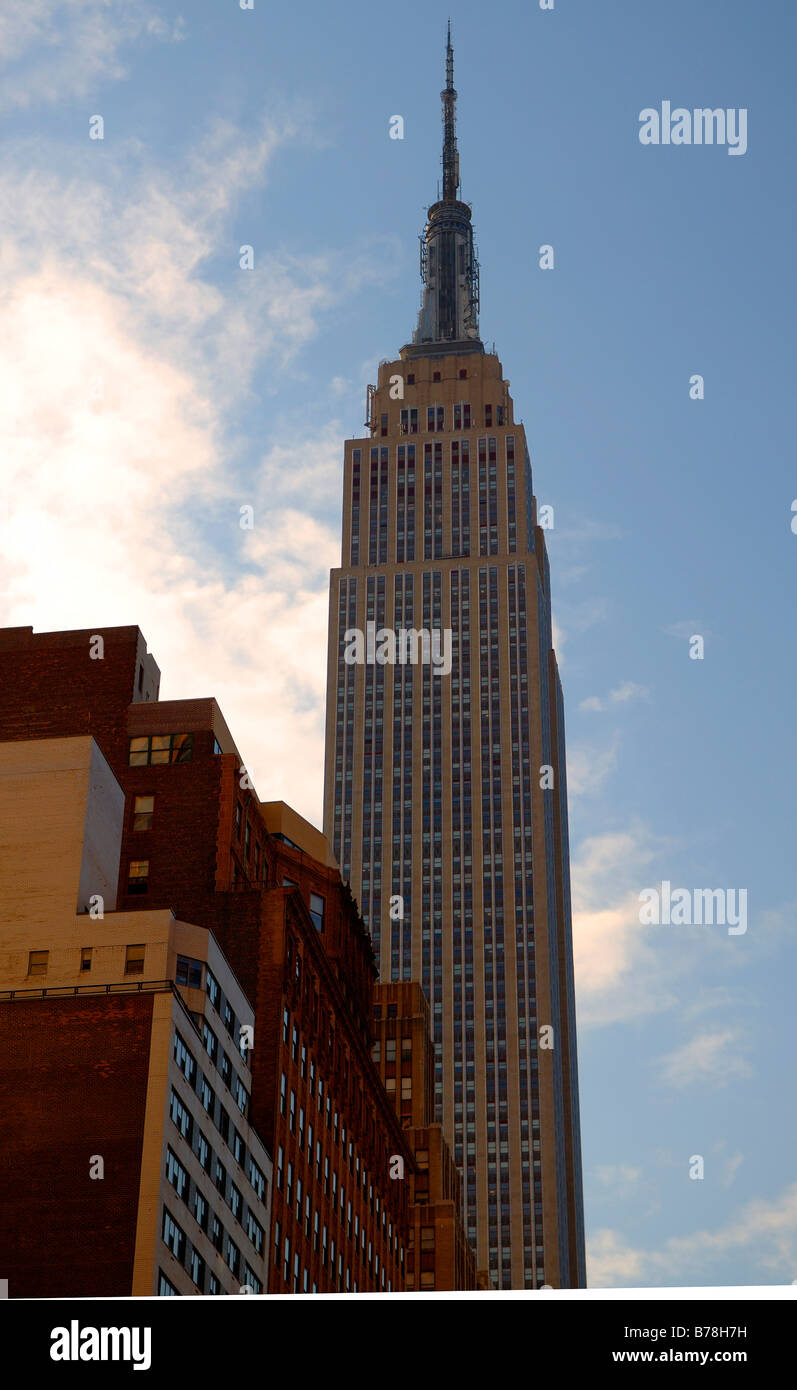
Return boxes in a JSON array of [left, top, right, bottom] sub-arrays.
[[588, 1181, 797, 1287], [657, 1029, 754, 1089], [0, 105, 391, 826], [579, 681, 650, 713], [566, 733, 620, 798], [571, 827, 683, 1026], [0, 0, 186, 111], [593, 1164, 643, 1193]]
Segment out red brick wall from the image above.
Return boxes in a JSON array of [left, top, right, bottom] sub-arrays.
[[0, 993, 154, 1297], [0, 626, 142, 767]]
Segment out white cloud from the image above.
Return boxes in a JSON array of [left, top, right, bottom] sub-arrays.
[[579, 681, 650, 713], [571, 827, 683, 1025], [588, 1181, 797, 1287], [0, 113, 393, 827], [0, 0, 186, 111], [593, 1164, 643, 1193], [566, 733, 620, 798], [720, 1152, 744, 1189], [657, 1029, 753, 1089]]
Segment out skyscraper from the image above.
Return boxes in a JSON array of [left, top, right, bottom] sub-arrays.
[[323, 29, 585, 1288]]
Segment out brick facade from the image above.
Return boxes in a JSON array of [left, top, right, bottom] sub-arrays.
[[0, 624, 427, 1294], [0, 992, 153, 1297]]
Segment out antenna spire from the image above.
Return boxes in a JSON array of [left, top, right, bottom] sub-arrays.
[[442, 21, 459, 202]]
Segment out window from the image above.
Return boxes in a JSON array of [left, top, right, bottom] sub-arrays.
[[459, 368, 467, 379], [188, 1249, 205, 1292], [246, 1211, 264, 1254], [125, 943, 145, 974], [202, 1020, 218, 1063], [247, 1155, 266, 1202], [243, 1264, 262, 1295], [133, 794, 154, 830], [166, 1148, 189, 1200], [206, 969, 220, 1010], [223, 1000, 236, 1038], [169, 1089, 192, 1142], [192, 1189, 208, 1232], [199, 1076, 215, 1115], [194, 1129, 210, 1171], [127, 862, 149, 895], [27, 950, 48, 976], [213, 737, 223, 755], [433, 371, 441, 382], [173, 1033, 196, 1086], [407, 373, 415, 384], [128, 733, 193, 765], [220, 1051, 232, 1087], [310, 893, 325, 932], [176, 956, 203, 988], [233, 1128, 246, 1165], [229, 1183, 242, 1221], [214, 1157, 228, 1198], [80, 947, 92, 972], [225, 1237, 240, 1278], [210, 1215, 224, 1253], [162, 1208, 186, 1262], [158, 1271, 177, 1296], [207, 1272, 220, 1295], [218, 1107, 230, 1144], [235, 802, 242, 839]]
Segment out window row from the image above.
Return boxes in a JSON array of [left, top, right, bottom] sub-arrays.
[[161, 1204, 263, 1295]]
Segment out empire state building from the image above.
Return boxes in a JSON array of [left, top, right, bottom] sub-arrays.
[[323, 29, 586, 1289]]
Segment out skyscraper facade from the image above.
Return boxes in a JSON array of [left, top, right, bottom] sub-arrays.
[[323, 30, 586, 1288]]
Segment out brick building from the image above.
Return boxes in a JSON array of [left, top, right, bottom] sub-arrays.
[[371, 981, 478, 1289], [0, 624, 420, 1294], [0, 735, 272, 1298]]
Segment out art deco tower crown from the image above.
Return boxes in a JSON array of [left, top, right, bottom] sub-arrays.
[[407, 23, 482, 356]]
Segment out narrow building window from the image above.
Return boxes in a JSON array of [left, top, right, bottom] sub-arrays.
[[133, 794, 154, 831], [27, 950, 48, 976], [127, 861, 149, 894], [125, 943, 145, 975]]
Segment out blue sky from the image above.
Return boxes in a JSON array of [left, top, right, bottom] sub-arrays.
[[1, 0, 795, 1288]]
